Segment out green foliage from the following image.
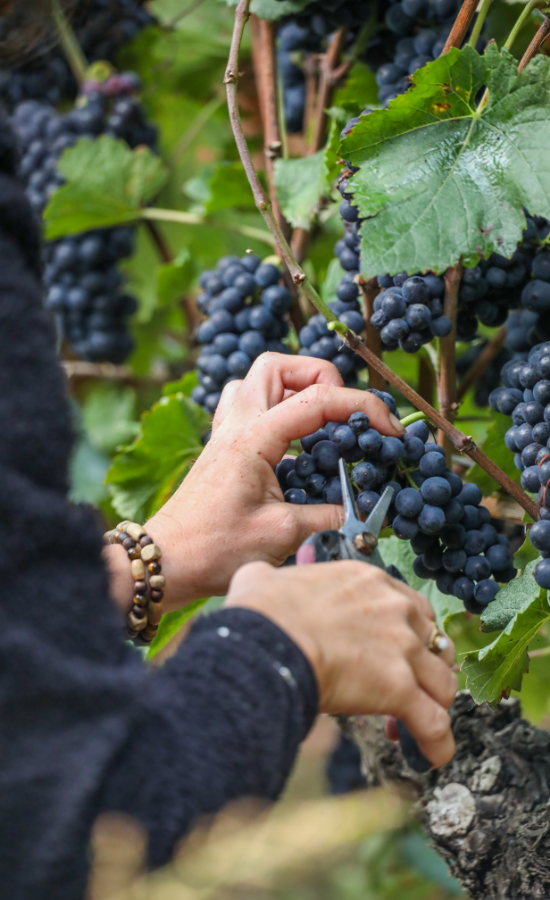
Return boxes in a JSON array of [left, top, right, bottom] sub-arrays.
[[220, 0, 312, 17], [466, 412, 521, 496], [341, 45, 550, 277], [44, 136, 168, 238], [146, 599, 208, 660], [333, 61, 380, 112], [106, 392, 209, 522], [514, 535, 541, 571], [380, 537, 463, 629], [480, 560, 542, 633], [462, 570, 550, 703], [156, 248, 195, 308], [275, 151, 334, 229], [186, 162, 256, 213]]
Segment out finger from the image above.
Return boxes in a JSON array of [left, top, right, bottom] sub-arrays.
[[410, 648, 458, 709], [213, 380, 243, 431], [229, 353, 345, 419], [385, 577, 436, 624], [253, 382, 404, 466], [398, 689, 455, 769], [283, 503, 346, 552]]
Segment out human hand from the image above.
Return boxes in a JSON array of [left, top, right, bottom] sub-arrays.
[[144, 353, 404, 610], [225, 560, 457, 768]]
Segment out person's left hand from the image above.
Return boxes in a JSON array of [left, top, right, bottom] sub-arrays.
[[106, 352, 404, 612]]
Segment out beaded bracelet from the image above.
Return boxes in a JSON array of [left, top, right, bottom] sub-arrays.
[[104, 521, 165, 645]]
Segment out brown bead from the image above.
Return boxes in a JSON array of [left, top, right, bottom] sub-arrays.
[[126, 628, 138, 640], [147, 561, 161, 575], [127, 546, 141, 561], [150, 589, 164, 602], [122, 537, 136, 551], [115, 530, 127, 544], [142, 624, 158, 642], [132, 605, 146, 619], [147, 602, 163, 625], [134, 581, 146, 595], [141, 543, 161, 563], [133, 593, 147, 607], [140, 535, 153, 547]]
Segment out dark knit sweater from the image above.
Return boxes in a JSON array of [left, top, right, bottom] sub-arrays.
[[0, 114, 318, 900]]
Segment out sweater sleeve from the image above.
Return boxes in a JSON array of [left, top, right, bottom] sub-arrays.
[[0, 114, 317, 900]]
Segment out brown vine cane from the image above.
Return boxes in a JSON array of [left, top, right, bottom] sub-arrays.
[[104, 521, 165, 644]]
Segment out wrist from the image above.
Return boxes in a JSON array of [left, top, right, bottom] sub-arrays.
[[145, 510, 207, 611]]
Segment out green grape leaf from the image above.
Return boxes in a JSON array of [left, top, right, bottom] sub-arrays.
[[462, 587, 550, 703], [333, 61, 380, 113], [156, 248, 195, 308], [466, 412, 521, 495], [106, 392, 210, 522], [163, 371, 199, 397], [514, 535, 541, 571], [341, 45, 550, 277], [44, 136, 168, 239], [380, 536, 463, 630], [221, 0, 312, 17], [480, 560, 542, 633], [81, 383, 139, 455], [205, 162, 256, 212], [146, 599, 208, 660], [274, 150, 336, 229]]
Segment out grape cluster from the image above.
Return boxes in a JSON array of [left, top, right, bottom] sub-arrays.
[[370, 271, 452, 353], [277, 393, 513, 611], [0, 0, 155, 110], [277, 1, 374, 133], [11, 74, 156, 363], [373, 0, 470, 106], [191, 256, 291, 414], [489, 342, 550, 590]]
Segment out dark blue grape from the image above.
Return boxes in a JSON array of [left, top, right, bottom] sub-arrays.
[[393, 515, 419, 539], [421, 476, 452, 507], [284, 487, 307, 504], [464, 555, 492, 581], [418, 504, 446, 534], [312, 440, 340, 475], [474, 580, 500, 605]]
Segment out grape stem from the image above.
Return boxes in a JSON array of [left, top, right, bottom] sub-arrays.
[[457, 324, 507, 401], [144, 220, 201, 333], [441, 0, 479, 54], [518, 15, 550, 73], [401, 411, 428, 427], [504, 0, 544, 52], [437, 264, 462, 462], [467, 0, 493, 48], [357, 277, 386, 392], [310, 28, 348, 155], [249, 15, 305, 332], [224, 0, 540, 522], [141, 207, 275, 247], [51, 0, 88, 87]]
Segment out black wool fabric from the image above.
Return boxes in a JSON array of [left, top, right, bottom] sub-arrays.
[[0, 112, 318, 900]]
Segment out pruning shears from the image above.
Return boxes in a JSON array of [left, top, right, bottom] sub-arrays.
[[296, 458, 431, 774]]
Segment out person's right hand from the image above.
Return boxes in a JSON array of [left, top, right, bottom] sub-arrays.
[[225, 560, 457, 769]]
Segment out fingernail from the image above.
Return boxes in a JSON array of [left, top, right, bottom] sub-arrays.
[[389, 413, 405, 434]]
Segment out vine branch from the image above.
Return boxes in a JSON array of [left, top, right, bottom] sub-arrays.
[[457, 325, 507, 401], [224, 0, 540, 522], [311, 28, 348, 154], [518, 15, 550, 72], [358, 276, 386, 392], [437, 264, 462, 461], [441, 0, 479, 54]]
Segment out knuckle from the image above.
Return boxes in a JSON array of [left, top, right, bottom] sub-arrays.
[[429, 710, 451, 743]]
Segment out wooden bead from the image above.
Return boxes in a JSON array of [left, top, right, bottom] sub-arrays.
[[116, 521, 130, 532], [133, 594, 147, 607], [147, 562, 161, 575], [132, 605, 146, 619], [140, 535, 153, 547], [103, 529, 117, 543], [130, 559, 145, 580], [150, 589, 164, 602], [127, 546, 141, 561], [147, 602, 163, 625], [141, 624, 158, 642], [134, 581, 146, 595], [115, 531, 127, 544], [126, 522, 146, 542], [141, 543, 161, 563], [149, 574, 166, 590], [122, 537, 136, 551], [128, 611, 147, 631]]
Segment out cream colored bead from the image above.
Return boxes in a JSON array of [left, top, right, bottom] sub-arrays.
[[149, 574, 166, 590], [103, 529, 117, 543], [141, 543, 161, 563], [116, 521, 130, 532], [148, 602, 163, 625], [126, 522, 146, 541], [128, 612, 147, 631], [131, 558, 145, 580]]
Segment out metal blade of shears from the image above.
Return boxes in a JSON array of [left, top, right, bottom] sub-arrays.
[[338, 459, 393, 569]]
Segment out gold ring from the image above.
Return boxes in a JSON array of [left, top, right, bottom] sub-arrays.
[[428, 623, 449, 655]]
